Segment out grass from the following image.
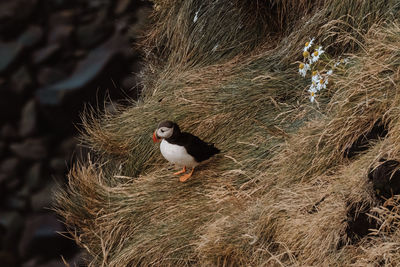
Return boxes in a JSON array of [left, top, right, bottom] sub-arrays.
[[56, 0, 400, 266]]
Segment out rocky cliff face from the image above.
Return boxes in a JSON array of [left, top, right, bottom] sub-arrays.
[[0, 0, 150, 266]]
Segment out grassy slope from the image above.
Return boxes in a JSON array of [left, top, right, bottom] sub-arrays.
[[56, 0, 400, 266]]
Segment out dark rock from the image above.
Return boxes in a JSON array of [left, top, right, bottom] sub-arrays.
[[0, 41, 23, 73], [49, 158, 66, 174], [10, 138, 48, 160], [24, 163, 42, 192], [129, 6, 151, 37], [0, 0, 37, 38], [32, 44, 60, 65], [19, 99, 37, 137], [115, 0, 131, 15], [0, 90, 21, 122], [0, 250, 18, 267], [73, 49, 87, 59], [368, 160, 400, 199], [0, 157, 19, 175], [0, 157, 20, 184], [0, 141, 5, 159], [19, 214, 77, 260], [4, 196, 28, 211], [11, 66, 32, 94], [21, 258, 39, 267], [18, 26, 43, 48], [37, 67, 67, 86], [48, 9, 76, 26], [0, 211, 24, 250], [37, 33, 126, 105], [58, 137, 77, 159], [31, 182, 55, 212], [1, 124, 18, 140], [37, 259, 66, 267], [76, 10, 113, 48], [48, 25, 74, 44]]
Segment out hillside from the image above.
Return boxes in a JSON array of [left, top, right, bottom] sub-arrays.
[[56, 1, 400, 265]]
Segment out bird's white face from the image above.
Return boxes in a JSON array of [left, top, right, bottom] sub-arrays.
[[156, 126, 173, 139]]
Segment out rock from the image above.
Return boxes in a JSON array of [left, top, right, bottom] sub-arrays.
[[0, 0, 37, 38], [4, 196, 28, 211], [18, 26, 43, 48], [0, 211, 24, 250], [31, 182, 55, 212], [21, 258, 39, 267], [0, 250, 18, 267], [1, 124, 17, 140], [115, 0, 131, 15], [37, 67, 67, 86], [368, 160, 400, 199], [0, 223, 5, 246], [19, 99, 37, 137], [0, 90, 21, 122], [32, 44, 60, 64], [24, 163, 42, 192], [37, 259, 66, 267], [0, 157, 19, 175], [37, 33, 127, 105], [48, 25, 73, 44], [0, 141, 5, 159], [129, 6, 151, 37], [10, 138, 48, 160], [11, 66, 32, 94], [0, 157, 20, 184], [48, 9, 76, 26], [76, 9, 113, 48], [73, 49, 87, 59], [49, 158, 66, 174], [19, 214, 77, 260], [58, 137, 77, 159], [0, 41, 23, 73]]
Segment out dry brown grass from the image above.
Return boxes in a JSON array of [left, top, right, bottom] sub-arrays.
[[56, 0, 400, 266]]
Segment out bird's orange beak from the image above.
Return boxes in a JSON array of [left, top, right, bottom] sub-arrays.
[[153, 131, 160, 143]]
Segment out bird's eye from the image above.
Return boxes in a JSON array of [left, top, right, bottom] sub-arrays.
[[160, 129, 165, 133]]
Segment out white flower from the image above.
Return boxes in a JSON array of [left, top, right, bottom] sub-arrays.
[[308, 86, 317, 103], [298, 63, 310, 77], [311, 71, 321, 84], [326, 69, 333, 76], [304, 38, 315, 52], [193, 11, 199, 23], [317, 77, 328, 90], [311, 46, 324, 63]]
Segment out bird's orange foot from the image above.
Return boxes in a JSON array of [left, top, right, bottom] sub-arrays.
[[179, 168, 194, 182], [174, 166, 186, 175]]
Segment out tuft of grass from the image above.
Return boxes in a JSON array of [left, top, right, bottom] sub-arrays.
[[56, 1, 400, 266]]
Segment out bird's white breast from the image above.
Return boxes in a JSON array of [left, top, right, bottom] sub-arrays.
[[160, 139, 198, 167]]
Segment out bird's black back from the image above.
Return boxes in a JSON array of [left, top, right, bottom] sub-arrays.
[[166, 132, 220, 162]]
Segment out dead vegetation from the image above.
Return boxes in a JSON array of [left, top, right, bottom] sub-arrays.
[[56, 0, 400, 266]]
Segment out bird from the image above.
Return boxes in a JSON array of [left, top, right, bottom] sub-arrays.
[[153, 120, 220, 182]]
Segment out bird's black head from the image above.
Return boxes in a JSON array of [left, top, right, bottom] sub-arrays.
[[154, 120, 181, 141]]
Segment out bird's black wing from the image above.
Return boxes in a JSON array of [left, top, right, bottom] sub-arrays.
[[178, 132, 220, 162]]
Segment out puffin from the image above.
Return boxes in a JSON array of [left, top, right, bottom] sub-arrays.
[[153, 120, 220, 182]]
